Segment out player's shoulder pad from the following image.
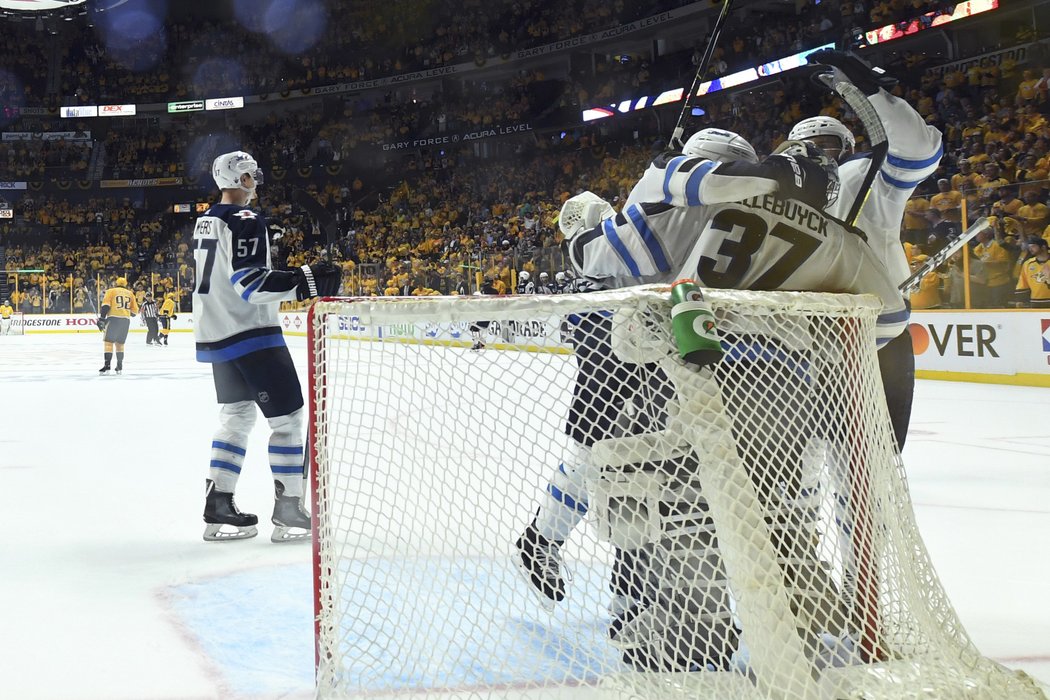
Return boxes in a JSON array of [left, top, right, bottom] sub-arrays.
[[216, 204, 264, 233]]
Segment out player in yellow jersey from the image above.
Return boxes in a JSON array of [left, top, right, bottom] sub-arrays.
[[158, 292, 177, 346], [0, 299, 14, 335], [97, 277, 139, 374]]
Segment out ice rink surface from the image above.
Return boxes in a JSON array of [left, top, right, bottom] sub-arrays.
[[1, 331, 1047, 700]]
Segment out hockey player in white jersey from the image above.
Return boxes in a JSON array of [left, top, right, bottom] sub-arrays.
[[789, 49, 943, 448], [517, 130, 907, 670], [193, 150, 341, 543]]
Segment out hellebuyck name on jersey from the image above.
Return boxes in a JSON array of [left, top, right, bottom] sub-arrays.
[[575, 189, 908, 348], [191, 203, 304, 363]]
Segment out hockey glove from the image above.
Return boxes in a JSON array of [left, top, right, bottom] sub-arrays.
[[170, 315, 177, 320], [765, 140, 841, 211], [806, 49, 897, 96], [295, 261, 341, 300], [96, 317, 108, 331]]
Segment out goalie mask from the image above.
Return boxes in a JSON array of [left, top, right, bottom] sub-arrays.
[[212, 151, 263, 197], [788, 116, 855, 162], [682, 128, 758, 164]]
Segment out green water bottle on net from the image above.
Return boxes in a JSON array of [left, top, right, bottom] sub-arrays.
[[669, 279, 723, 367]]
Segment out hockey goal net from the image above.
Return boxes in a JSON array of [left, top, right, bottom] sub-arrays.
[[308, 286, 1045, 700]]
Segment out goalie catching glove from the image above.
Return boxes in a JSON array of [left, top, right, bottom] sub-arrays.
[[806, 49, 898, 97], [294, 261, 341, 300], [765, 140, 841, 211], [557, 191, 616, 276]]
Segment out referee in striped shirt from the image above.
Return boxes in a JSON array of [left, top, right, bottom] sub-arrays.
[[140, 292, 160, 345]]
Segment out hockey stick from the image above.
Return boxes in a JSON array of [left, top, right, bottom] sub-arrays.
[[821, 77, 889, 227], [668, 0, 735, 150], [898, 217, 990, 294]]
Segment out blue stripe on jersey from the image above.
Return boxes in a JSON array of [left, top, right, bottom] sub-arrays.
[[196, 334, 288, 362], [270, 465, 304, 474], [625, 204, 670, 272], [212, 441, 247, 456], [210, 459, 242, 474], [268, 445, 303, 455], [230, 269, 251, 284], [887, 145, 943, 170], [661, 156, 687, 204], [240, 277, 265, 300], [879, 169, 926, 189], [684, 160, 717, 207], [602, 218, 641, 277], [878, 307, 911, 324], [547, 483, 588, 514]]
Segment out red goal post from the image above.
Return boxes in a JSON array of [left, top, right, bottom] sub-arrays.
[[306, 286, 1047, 700]]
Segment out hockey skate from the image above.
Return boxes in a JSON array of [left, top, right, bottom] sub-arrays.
[[203, 479, 258, 541], [515, 525, 568, 608], [470, 341, 485, 350], [98, 364, 111, 375], [271, 480, 311, 543]]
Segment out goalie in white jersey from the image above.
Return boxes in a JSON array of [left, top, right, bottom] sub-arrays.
[[192, 150, 341, 543], [515, 129, 907, 671]]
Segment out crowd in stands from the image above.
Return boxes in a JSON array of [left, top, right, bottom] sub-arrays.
[[2, 0, 1049, 314]]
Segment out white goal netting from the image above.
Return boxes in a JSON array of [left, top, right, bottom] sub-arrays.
[[308, 286, 1045, 700]]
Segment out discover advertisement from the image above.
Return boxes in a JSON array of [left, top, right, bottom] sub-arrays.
[[909, 310, 1050, 385]]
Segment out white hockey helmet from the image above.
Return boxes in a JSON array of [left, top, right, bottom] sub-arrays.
[[519, 270, 531, 281], [539, 272, 549, 280], [212, 151, 263, 193], [788, 116, 855, 161], [682, 128, 758, 164], [558, 191, 615, 239], [555, 271, 566, 283]]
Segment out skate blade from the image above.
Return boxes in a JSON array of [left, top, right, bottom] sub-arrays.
[[271, 525, 311, 543], [515, 559, 561, 612], [203, 523, 258, 542]]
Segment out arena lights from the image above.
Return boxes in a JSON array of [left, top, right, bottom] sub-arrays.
[[863, 0, 999, 47], [582, 43, 833, 122]]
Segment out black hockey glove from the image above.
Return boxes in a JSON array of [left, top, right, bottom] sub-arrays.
[[170, 314, 177, 320], [96, 317, 108, 331], [806, 49, 897, 96], [765, 140, 841, 211], [295, 261, 341, 300]]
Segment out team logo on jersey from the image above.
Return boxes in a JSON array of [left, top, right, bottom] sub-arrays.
[[257, 391, 270, 403], [1041, 319, 1050, 352], [234, 209, 258, 220]]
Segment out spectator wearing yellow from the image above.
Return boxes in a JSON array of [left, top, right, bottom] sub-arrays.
[[991, 186, 1023, 218], [908, 255, 946, 310], [974, 163, 1010, 205], [903, 196, 931, 245], [971, 225, 1013, 308], [1017, 190, 1050, 238], [1016, 154, 1048, 198], [930, 178, 963, 223]]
